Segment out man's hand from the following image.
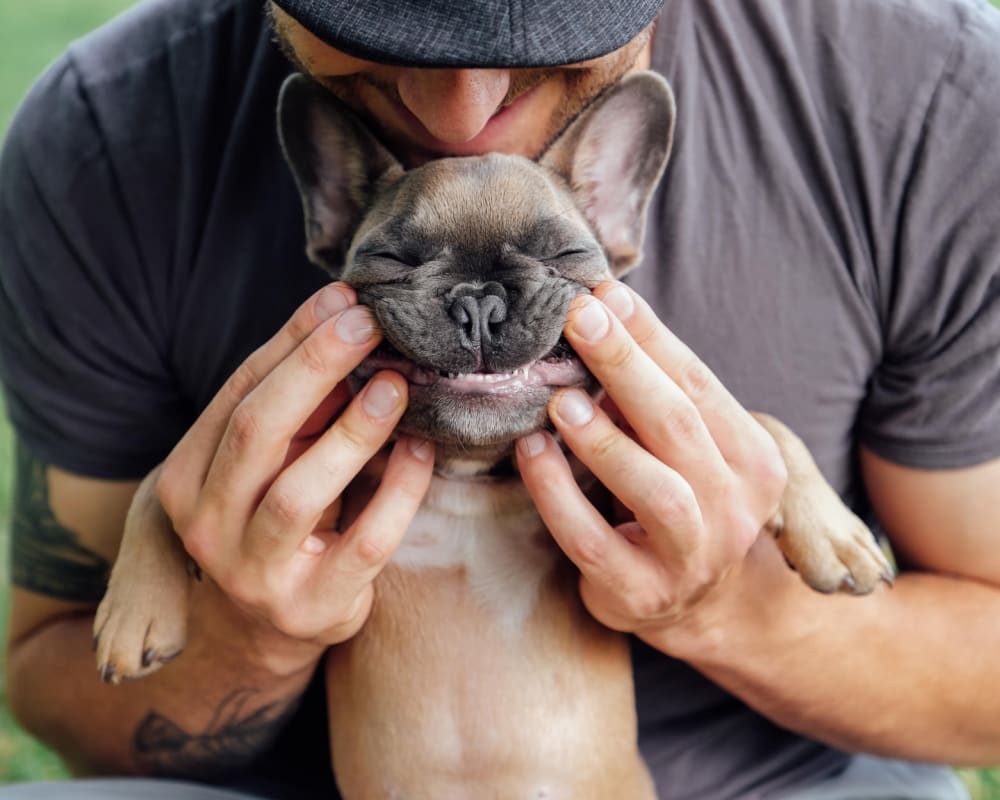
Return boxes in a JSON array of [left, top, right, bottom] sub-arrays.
[[156, 282, 434, 676], [516, 281, 786, 641]]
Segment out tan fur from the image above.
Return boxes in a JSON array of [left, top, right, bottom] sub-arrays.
[[327, 550, 654, 799], [756, 413, 894, 594], [93, 469, 189, 683], [324, 462, 656, 798]]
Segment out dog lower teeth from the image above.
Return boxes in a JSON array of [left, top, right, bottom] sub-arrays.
[[440, 367, 530, 383]]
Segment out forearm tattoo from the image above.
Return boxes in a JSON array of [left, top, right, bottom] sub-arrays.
[[133, 688, 297, 778], [9, 441, 109, 602]]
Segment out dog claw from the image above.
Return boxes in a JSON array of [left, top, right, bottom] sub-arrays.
[[100, 663, 117, 684], [839, 574, 857, 593], [880, 570, 896, 588]]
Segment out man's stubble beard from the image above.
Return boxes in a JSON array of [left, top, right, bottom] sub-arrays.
[[266, 4, 653, 164], [318, 44, 649, 165]]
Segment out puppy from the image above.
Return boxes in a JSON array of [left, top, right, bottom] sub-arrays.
[[95, 72, 893, 799]]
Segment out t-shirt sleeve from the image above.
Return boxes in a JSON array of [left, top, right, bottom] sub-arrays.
[[857, 2, 1000, 470], [0, 56, 190, 479]]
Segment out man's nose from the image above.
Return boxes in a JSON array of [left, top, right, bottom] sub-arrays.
[[397, 69, 511, 143]]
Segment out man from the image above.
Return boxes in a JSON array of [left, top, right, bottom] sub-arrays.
[[0, 0, 998, 798]]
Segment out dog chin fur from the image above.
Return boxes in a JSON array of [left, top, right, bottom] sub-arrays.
[[349, 372, 583, 475]]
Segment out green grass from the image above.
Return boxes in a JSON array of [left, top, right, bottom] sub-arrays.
[[0, 0, 142, 130], [1, 0, 1000, 795]]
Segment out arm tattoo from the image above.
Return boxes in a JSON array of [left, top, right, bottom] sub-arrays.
[[9, 440, 109, 602], [133, 688, 298, 778]]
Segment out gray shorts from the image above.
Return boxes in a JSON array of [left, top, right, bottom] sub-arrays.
[[769, 756, 970, 799], [0, 758, 971, 800]]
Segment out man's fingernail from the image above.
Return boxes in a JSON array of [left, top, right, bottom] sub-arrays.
[[363, 375, 402, 417], [602, 285, 635, 321], [518, 432, 548, 458], [557, 389, 595, 426], [336, 306, 377, 344], [315, 285, 351, 321], [407, 437, 434, 462], [571, 297, 611, 343]]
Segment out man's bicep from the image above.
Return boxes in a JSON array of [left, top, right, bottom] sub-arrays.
[[859, 446, 1000, 587], [7, 438, 139, 642]]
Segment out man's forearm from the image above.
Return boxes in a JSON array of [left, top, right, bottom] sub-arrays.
[[651, 539, 1000, 766], [6, 606, 316, 777]]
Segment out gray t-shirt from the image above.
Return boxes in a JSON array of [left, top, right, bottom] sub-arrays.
[[2, 0, 999, 797]]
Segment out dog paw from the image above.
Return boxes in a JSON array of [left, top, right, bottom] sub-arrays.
[[93, 575, 188, 685], [751, 411, 894, 596], [92, 496, 192, 684], [769, 505, 894, 596]]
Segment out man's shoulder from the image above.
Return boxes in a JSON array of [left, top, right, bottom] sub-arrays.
[[828, 0, 992, 34], [808, 0, 1000, 76], [10, 0, 278, 151], [67, 0, 266, 87], [654, 0, 1000, 160], [744, 0, 994, 49], [660, 0, 998, 89], [3, 0, 284, 199]]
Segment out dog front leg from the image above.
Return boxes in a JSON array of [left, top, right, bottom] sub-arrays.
[[94, 467, 191, 684], [753, 413, 894, 595]]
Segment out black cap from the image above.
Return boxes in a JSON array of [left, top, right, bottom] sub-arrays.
[[271, 0, 664, 68]]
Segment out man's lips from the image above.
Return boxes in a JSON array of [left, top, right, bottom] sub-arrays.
[[391, 85, 541, 156], [353, 350, 588, 396]]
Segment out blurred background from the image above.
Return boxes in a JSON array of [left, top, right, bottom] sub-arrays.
[[0, 1, 998, 796]]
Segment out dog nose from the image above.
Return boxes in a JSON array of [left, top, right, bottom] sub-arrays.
[[447, 281, 508, 353]]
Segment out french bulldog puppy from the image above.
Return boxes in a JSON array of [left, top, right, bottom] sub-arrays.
[[94, 72, 893, 799]]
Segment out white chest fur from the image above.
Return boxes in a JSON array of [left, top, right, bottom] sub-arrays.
[[391, 473, 560, 633]]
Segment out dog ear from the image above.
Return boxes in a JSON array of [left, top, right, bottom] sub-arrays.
[[540, 72, 675, 276], [278, 74, 403, 273]]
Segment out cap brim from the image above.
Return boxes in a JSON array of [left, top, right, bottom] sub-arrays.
[[272, 0, 663, 68]]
